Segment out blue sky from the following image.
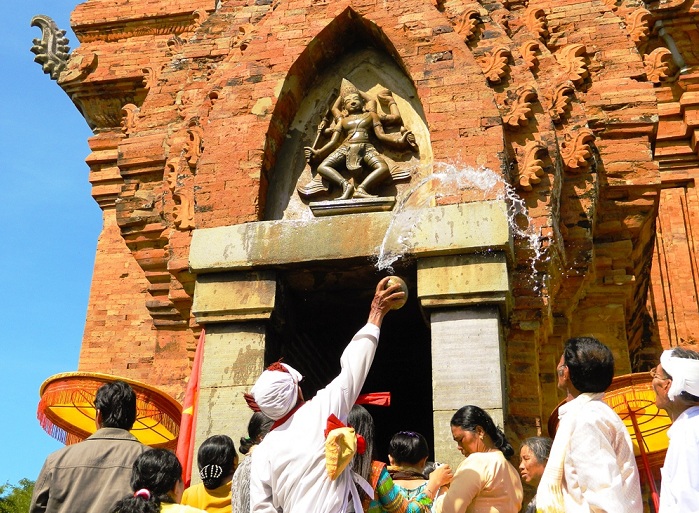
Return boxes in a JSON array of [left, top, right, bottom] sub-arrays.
[[1, 1, 100, 485]]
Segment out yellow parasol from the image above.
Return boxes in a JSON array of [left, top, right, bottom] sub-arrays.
[[37, 372, 182, 450], [548, 372, 670, 512]]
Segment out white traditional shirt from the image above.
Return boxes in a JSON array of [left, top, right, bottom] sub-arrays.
[[659, 405, 699, 513], [560, 393, 642, 512], [250, 323, 380, 513]]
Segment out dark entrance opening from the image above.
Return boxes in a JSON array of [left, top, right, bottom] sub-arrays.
[[265, 259, 434, 462]]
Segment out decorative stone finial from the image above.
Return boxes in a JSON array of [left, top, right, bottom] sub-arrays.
[[30, 14, 70, 81]]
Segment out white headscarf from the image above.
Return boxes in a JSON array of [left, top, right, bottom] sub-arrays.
[[660, 350, 699, 401], [250, 363, 303, 420]]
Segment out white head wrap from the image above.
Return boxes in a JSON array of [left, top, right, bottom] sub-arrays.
[[250, 363, 303, 420], [660, 349, 699, 401]]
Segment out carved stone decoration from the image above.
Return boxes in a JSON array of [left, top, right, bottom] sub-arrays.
[[297, 79, 417, 205], [58, 50, 98, 85], [525, 8, 548, 41], [209, 89, 221, 106], [644, 47, 673, 83], [502, 0, 528, 10], [192, 9, 209, 30], [521, 40, 540, 70], [602, 0, 618, 11], [166, 159, 195, 231], [556, 44, 588, 86], [490, 10, 510, 34], [232, 24, 255, 51], [121, 104, 140, 135], [517, 140, 547, 191], [177, 90, 200, 116], [545, 81, 575, 123], [561, 128, 595, 171], [504, 86, 538, 127], [167, 35, 185, 56], [142, 67, 159, 90], [30, 15, 70, 80], [456, 9, 481, 42], [185, 124, 204, 169], [480, 47, 511, 84], [627, 8, 652, 44]]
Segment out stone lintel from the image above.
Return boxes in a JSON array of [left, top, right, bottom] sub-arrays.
[[192, 271, 276, 324], [417, 253, 511, 313], [190, 201, 512, 272]]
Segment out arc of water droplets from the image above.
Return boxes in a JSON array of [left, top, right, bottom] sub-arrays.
[[374, 163, 545, 290]]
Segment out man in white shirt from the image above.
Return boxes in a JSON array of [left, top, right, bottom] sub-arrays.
[[651, 346, 699, 512], [537, 337, 642, 513], [249, 277, 405, 513]]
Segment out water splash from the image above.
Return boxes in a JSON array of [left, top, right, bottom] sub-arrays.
[[374, 162, 544, 282]]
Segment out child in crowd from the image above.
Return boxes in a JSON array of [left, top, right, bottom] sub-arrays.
[[111, 449, 205, 513], [182, 435, 238, 513]]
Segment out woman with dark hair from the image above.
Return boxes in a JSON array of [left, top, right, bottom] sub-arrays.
[[433, 405, 522, 513], [181, 435, 238, 512], [347, 405, 453, 513], [111, 449, 206, 513], [518, 437, 552, 513], [387, 431, 431, 499], [231, 412, 273, 513]]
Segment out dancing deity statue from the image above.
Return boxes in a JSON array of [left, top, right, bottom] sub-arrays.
[[298, 79, 418, 200]]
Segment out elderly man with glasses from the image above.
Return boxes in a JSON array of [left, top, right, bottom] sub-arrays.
[[651, 346, 699, 513]]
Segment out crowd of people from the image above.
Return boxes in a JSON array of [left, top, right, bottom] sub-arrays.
[[28, 278, 699, 513]]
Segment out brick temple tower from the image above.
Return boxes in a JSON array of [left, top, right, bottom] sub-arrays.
[[31, 0, 699, 470]]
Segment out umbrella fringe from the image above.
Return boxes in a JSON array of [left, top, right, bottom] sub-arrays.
[[37, 377, 181, 447]]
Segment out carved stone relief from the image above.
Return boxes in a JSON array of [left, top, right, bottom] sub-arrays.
[[297, 79, 418, 208], [266, 49, 429, 221]]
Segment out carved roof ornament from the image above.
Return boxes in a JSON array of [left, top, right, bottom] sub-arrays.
[[192, 9, 209, 30], [561, 128, 595, 171], [456, 9, 481, 42], [504, 86, 538, 127], [121, 104, 140, 135], [232, 24, 255, 51], [30, 15, 70, 81], [516, 140, 548, 191], [297, 80, 418, 212], [166, 159, 195, 231], [480, 46, 511, 84], [525, 8, 548, 42], [545, 81, 575, 123], [142, 67, 159, 91], [185, 124, 205, 170], [627, 8, 652, 44], [644, 47, 673, 83], [602, 0, 619, 11], [556, 44, 589, 86], [167, 35, 185, 56], [521, 40, 540, 70], [503, 0, 529, 10]]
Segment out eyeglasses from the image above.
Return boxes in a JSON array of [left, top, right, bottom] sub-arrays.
[[650, 368, 671, 381]]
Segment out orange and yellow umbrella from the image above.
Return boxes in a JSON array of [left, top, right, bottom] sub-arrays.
[[37, 372, 182, 450], [549, 372, 670, 512]]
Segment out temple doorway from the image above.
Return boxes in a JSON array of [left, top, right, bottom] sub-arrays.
[[265, 259, 435, 462]]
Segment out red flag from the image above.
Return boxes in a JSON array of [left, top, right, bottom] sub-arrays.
[[176, 328, 205, 487]]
